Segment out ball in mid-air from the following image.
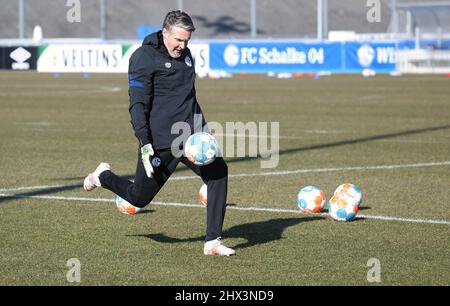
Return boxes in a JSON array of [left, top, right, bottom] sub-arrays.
[[184, 132, 218, 166]]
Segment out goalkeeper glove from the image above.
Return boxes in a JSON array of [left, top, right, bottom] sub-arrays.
[[140, 143, 155, 178]]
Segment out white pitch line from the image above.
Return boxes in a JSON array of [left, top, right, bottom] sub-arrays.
[[120, 160, 450, 181], [1, 193, 449, 226], [231, 160, 450, 178], [1, 160, 450, 193]]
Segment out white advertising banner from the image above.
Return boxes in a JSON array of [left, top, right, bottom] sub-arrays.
[[38, 44, 125, 73], [188, 43, 210, 77], [37, 43, 210, 74]]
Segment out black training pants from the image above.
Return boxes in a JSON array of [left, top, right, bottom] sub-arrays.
[[99, 148, 228, 242]]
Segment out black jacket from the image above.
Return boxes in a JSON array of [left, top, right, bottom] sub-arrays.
[[128, 31, 204, 149]]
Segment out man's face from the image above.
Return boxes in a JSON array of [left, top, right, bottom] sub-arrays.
[[162, 26, 192, 58]]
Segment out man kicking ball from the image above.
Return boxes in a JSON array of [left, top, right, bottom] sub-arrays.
[[83, 10, 235, 256]]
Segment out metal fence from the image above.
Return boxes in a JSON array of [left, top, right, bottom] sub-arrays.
[[1, 0, 448, 41], [0, 0, 393, 40]]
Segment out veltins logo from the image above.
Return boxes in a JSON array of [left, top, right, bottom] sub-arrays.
[[357, 44, 375, 68], [224, 44, 240, 67], [10, 47, 31, 70]]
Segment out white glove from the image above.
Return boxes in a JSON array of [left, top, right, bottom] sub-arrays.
[[140, 143, 154, 178]]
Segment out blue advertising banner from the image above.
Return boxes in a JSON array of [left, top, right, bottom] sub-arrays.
[[344, 42, 398, 73], [210, 42, 342, 73], [209, 41, 403, 74]]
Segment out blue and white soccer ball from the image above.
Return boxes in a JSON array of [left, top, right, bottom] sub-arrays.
[[115, 195, 143, 215], [328, 192, 359, 222], [184, 132, 219, 166]]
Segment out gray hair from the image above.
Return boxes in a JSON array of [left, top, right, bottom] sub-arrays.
[[162, 10, 196, 32]]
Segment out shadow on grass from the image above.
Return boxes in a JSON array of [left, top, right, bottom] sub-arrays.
[[0, 183, 84, 204], [224, 123, 450, 164], [2, 123, 449, 204], [55, 123, 450, 182], [128, 216, 325, 250], [137, 209, 155, 214]]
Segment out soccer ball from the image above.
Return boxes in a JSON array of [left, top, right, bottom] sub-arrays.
[[199, 184, 207, 206], [115, 195, 143, 215], [328, 193, 359, 222], [334, 183, 362, 206], [184, 132, 219, 166], [296, 186, 327, 213]]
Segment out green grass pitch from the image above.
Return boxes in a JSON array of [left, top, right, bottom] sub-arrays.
[[0, 71, 449, 285]]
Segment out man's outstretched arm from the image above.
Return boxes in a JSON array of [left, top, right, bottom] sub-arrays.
[[128, 48, 155, 177]]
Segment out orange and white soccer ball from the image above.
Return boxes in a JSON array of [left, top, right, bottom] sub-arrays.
[[199, 184, 207, 206], [115, 195, 143, 215], [296, 186, 327, 213], [328, 192, 359, 222], [334, 183, 362, 206]]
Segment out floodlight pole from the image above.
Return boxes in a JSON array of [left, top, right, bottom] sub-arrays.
[[317, 0, 323, 40], [251, 0, 256, 38], [317, 0, 327, 40], [406, 10, 412, 36], [18, 0, 24, 39], [323, 0, 328, 39], [100, 0, 107, 40], [415, 26, 420, 49], [177, 0, 183, 11], [391, 0, 399, 34]]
